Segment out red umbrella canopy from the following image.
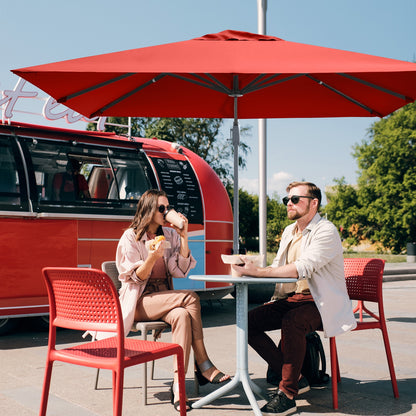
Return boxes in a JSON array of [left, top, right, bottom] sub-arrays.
[[12, 30, 416, 120]]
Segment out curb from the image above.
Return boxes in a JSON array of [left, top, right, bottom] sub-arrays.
[[383, 262, 416, 282]]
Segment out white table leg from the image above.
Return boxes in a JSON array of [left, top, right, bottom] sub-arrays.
[[241, 372, 264, 416], [191, 372, 241, 407], [192, 282, 266, 413]]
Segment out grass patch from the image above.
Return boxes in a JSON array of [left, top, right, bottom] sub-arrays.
[[342, 252, 406, 263]]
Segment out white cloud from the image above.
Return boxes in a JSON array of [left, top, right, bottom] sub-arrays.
[[239, 171, 295, 199], [239, 177, 259, 194], [268, 172, 295, 198]]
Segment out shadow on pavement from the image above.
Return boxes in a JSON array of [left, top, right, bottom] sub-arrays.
[[299, 376, 415, 415]]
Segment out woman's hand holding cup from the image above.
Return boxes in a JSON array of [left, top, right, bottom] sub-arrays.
[[165, 209, 187, 236]]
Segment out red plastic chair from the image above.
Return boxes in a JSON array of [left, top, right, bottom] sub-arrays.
[[40, 267, 187, 416], [329, 258, 399, 409]]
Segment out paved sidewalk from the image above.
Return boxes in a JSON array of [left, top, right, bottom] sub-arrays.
[[1, 279, 415, 416]]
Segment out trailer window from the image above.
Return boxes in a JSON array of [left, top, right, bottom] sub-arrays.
[[0, 138, 27, 210], [22, 138, 156, 215], [108, 149, 155, 200]]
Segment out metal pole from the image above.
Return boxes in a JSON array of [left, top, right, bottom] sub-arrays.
[[128, 117, 132, 140], [257, 0, 267, 34], [232, 78, 240, 254], [257, 0, 268, 266]]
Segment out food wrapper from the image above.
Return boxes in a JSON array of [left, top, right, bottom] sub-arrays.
[[221, 254, 265, 277], [221, 254, 265, 266], [145, 237, 171, 251], [221, 254, 245, 265]]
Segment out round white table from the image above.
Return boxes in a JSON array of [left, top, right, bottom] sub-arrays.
[[190, 274, 297, 415]]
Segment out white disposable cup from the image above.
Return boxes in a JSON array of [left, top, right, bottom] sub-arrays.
[[164, 208, 184, 229]]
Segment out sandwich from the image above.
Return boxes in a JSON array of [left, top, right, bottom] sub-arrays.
[[149, 235, 165, 250]]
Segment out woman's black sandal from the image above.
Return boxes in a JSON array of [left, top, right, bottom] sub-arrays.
[[195, 359, 229, 385], [170, 382, 192, 412]]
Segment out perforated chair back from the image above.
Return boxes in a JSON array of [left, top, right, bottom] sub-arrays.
[[102, 260, 122, 291], [344, 257, 384, 303], [44, 267, 122, 336]]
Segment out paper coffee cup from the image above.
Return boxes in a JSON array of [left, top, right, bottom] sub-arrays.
[[164, 208, 184, 229]]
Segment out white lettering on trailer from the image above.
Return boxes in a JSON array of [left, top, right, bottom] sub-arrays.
[[1, 78, 106, 130]]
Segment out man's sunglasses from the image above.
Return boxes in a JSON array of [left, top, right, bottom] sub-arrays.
[[282, 195, 315, 206], [158, 204, 170, 214]]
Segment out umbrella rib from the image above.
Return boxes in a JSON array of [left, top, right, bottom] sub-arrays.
[[242, 74, 305, 94], [58, 73, 136, 103], [306, 74, 382, 117], [169, 73, 231, 95], [90, 74, 167, 117], [339, 73, 411, 101], [240, 74, 273, 93], [205, 73, 234, 95]]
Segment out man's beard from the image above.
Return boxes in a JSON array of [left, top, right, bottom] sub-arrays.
[[287, 202, 311, 220], [287, 211, 300, 220]]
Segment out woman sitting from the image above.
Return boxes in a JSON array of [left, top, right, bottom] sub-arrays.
[[116, 189, 230, 411]]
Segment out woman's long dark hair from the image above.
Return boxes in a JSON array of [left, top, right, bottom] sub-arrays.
[[130, 189, 167, 241]]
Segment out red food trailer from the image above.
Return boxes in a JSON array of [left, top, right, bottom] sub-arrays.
[[0, 121, 234, 334]]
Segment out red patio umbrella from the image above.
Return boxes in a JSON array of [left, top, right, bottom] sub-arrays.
[[12, 29, 416, 250]]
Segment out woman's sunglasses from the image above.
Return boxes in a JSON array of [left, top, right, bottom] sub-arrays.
[[157, 204, 170, 214], [282, 195, 315, 206]]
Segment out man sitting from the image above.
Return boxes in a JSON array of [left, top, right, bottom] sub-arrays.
[[232, 181, 356, 415]]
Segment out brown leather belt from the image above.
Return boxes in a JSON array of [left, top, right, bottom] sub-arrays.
[[143, 278, 169, 295]]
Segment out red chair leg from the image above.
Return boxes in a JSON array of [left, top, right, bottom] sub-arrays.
[[329, 337, 339, 410], [176, 349, 187, 416], [113, 370, 124, 416], [39, 360, 53, 416], [380, 323, 399, 398], [335, 348, 340, 383]]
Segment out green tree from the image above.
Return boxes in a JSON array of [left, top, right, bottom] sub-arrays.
[[326, 102, 416, 253], [239, 189, 259, 251], [226, 187, 258, 250], [353, 102, 416, 253], [324, 177, 363, 247], [266, 193, 292, 253], [87, 116, 250, 187]]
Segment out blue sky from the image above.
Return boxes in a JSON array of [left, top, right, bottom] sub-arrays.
[[2, 0, 416, 202]]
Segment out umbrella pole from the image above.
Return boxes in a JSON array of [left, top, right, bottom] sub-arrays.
[[232, 92, 240, 254], [258, 119, 267, 266]]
